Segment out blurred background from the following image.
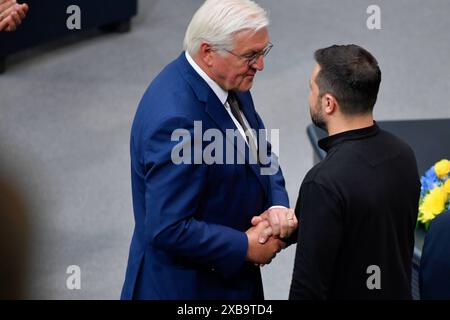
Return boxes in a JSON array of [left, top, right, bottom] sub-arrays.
[[0, 0, 449, 299]]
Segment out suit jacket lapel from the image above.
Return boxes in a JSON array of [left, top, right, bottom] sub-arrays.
[[176, 53, 269, 197]]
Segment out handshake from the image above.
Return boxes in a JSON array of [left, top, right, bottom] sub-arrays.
[[0, 0, 28, 31], [246, 207, 298, 266]]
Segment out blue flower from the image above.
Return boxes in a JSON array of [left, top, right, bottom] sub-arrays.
[[421, 166, 441, 197]]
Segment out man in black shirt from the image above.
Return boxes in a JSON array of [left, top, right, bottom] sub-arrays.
[[289, 45, 420, 299]]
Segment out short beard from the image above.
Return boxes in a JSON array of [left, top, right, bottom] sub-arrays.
[[310, 103, 327, 131]]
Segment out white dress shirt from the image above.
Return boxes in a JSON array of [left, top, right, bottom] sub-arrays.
[[185, 51, 256, 146], [185, 52, 285, 211]]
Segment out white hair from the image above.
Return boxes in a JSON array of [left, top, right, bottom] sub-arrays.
[[183, 0, 269, 55]]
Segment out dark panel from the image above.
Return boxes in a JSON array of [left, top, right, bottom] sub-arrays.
[[0, 0, 138, 58]]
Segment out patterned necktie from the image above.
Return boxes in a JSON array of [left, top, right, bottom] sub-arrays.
[[227, 92, 259, 163]]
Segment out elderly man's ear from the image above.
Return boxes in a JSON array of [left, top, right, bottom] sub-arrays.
[[197, 42, 216, 67], [0, 1, 29, 32]]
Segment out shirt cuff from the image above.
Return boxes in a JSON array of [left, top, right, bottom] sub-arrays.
[[269, 205, 287, 210]]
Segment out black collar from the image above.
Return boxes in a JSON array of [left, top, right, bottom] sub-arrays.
[[318, 122, 380, 152]]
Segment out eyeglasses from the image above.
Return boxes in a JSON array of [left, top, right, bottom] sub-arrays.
[[220, 42, 273, 66]]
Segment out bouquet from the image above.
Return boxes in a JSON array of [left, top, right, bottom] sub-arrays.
[[418, 159, 450, 229]]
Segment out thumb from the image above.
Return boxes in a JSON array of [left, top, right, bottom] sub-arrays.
[[251, 216, 263, 226], [258, 226, 273, 244]]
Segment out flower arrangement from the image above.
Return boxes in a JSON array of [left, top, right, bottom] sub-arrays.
[[418, 159, 450, 229]]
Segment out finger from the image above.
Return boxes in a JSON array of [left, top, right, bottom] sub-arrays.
[[21, 3, 28, 14], [288, 217, 295, 228], [0, 2, 18, 19], [0, 0, 15, 12], [291, 213, 299, 230], [287, 219, 298, 237], [292, 213, 299, 228], [278, 211, 290, 239], [14, 4, 25, 19], [271, 208, 289, 239], [0, 18, 8, 31], [251, 216, 263, 226], [255, 220, 270, 232], [258, 226, 273, 244], [0, 10, 11, 30], [10, 11, 21, 26], [286, 209, 298, 234], [286, 208, 295, 220], [268, 210, 280, 237], [5, 16, 15, 31], [252, 210, 270, 226], [259, 210, 269, 220]]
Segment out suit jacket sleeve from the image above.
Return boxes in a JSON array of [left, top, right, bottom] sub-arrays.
[[289, 181, 343, 299], [140, 116, 248, 278]]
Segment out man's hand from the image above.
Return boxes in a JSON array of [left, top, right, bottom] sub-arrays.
[[245, 220, 286, 265], [0, 0, 28, 32], [251, 207, 298, 244]]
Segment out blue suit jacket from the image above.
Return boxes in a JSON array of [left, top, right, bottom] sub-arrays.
[[419, 210, 450, 299], [121, 53, 289, 300]]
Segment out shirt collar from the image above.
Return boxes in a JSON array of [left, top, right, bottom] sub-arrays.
[[319, 121, 380, 152], [185, 51, 228, 105]]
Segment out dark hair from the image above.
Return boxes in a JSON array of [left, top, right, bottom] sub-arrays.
[[314, 44, 381, 115]]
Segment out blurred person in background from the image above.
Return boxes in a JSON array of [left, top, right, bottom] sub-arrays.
[[0, 0, 28, 31], [420, 210, 450, 299], [0, 165, 29, 299]]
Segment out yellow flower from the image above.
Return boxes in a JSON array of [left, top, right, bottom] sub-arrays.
[[434, 159, 450, 179], [419, 186, 448, 224], [444, 179, 450, 194]]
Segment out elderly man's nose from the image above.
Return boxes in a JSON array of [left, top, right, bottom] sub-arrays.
[[252, 55, 264, 71]]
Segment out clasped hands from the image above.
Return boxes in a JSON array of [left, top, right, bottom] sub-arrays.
[[246, 207, 298, 266], [0, 0, 28, 32]]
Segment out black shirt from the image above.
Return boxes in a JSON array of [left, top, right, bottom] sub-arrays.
[[289, 123, 420, 300]]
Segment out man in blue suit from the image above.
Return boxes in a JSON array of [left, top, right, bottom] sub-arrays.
[[121, 0, 298, 300]]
